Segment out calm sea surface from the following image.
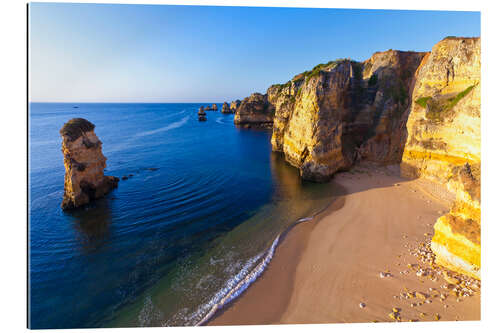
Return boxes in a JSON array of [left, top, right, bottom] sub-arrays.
[[29, 103, 339, 328]]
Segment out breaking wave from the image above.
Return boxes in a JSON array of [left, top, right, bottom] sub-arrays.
[[193, 214, 316, 326]]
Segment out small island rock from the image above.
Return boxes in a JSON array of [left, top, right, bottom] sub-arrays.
[[60, 118, 119, 210], [221, 102, 231, 114]]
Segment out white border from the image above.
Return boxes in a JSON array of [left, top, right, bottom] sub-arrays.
[[2, 1, 499, 333]]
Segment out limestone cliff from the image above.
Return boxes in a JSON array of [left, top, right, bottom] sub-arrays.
[[232, 36, 480, 278], [60, 118, 119, 210], [233, 93, 275, 128], [267, 52, 425, 181], [401, 37, 481, 279]]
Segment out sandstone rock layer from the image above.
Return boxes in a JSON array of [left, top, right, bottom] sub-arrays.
[[401, 37, 481, 279], [267, 52, 424, 181], [60, 118, 118, 210], [234, 93, 274, 128]]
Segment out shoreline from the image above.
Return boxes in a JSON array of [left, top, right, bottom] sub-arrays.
[[209, 163, 480, 325], [207, 194, 346, 325]]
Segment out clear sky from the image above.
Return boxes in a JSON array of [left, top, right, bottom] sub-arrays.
[[29, 3, 480, 103]]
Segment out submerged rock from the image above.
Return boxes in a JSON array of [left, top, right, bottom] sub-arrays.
[[60, 118, 119, 210]]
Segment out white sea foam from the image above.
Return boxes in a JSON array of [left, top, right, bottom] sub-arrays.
[[191, 214, 317, 326], [135, 116, 189, 137]]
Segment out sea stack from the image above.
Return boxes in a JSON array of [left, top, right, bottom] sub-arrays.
[[60, 118, 119, 210], [211, 103, 218, 111], [221, 102, 231, 114], [198, 106, 207, 121], [230, 99, 241, 113]]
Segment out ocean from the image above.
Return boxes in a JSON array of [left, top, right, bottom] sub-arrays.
[[28, 103, 338, 328]]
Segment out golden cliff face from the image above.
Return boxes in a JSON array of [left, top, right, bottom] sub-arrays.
[[279, 61, 353, 181], [234, 93, 275, 128], [401, 37, 481, 279], [60, 118, 119, 210], [268, 52, 424, 181]]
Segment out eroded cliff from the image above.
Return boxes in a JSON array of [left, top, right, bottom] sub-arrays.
[[266, 52, 425, 181], [233, 37, 480, 278], [60, 118, 119, 210], [234, 93, 275, 128], [401, 37, 481, 279]]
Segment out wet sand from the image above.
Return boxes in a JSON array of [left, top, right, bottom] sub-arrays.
[[209, 163, 480, 325]]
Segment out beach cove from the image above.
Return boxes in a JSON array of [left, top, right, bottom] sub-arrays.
[[209, 163, 480, 325]]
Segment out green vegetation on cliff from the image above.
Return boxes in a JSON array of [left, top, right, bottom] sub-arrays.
[[447, 84, 476, 109], [60, 118, 95, 141], [416, 84, 476, 122], [416, 96, 431, 108], [300, 58, 350, 83]]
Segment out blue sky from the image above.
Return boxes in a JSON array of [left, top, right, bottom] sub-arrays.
[[29, 3, 480, 102]]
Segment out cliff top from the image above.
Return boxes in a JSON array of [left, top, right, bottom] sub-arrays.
[[442, 36, 480, 41], [60, 118, 95, 141]]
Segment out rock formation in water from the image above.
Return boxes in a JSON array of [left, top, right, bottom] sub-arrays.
[[230, 99, 241, 113], [221, 102, 231, 114], [198, 106, 207, 121], [60, 118, 119, 210], [401, 37, 481, 279], [233, 93, 275, 128]]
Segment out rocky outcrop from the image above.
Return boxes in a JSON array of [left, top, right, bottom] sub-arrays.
[[60, 118, 119, 210], [198, 106, 207, 121], [230, 99, 241, 113], [401, 37, 481, 279], [233, 93, 275, 128], [221, 102, 231, 114], [232, 36, 480, 278], [265, 52, 424, 181]]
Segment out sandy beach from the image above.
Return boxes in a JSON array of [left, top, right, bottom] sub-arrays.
[[209, 163, 480, 325]]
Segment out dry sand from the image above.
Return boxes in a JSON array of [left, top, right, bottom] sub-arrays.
[[209, 163, 480, 325]]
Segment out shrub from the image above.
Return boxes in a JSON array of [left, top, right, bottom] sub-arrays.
[[415, 96, 431, 108]]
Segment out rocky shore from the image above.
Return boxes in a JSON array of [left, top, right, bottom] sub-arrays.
[[60, 118, 119, 210]]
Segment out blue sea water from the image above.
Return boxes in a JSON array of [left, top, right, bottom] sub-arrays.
[[28, 103, 338, 328]]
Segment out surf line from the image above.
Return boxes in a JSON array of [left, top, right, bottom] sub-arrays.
[[195, 207, 330, 326]]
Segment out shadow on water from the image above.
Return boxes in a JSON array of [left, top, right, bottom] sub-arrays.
[[270, 151, 348, 201], [67, 198, 113, 254]]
